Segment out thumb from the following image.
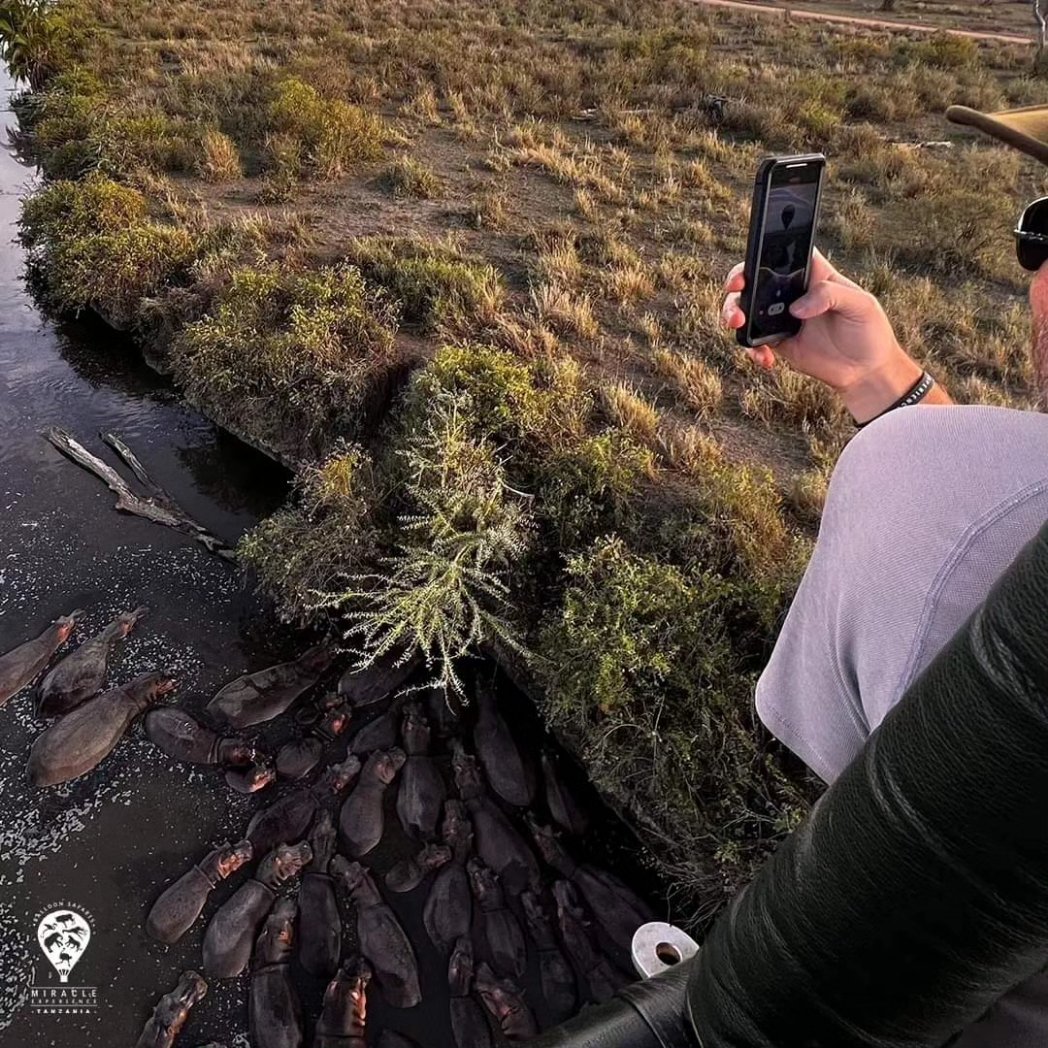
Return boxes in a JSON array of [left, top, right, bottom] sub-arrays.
[[790, 279, 869, 321]]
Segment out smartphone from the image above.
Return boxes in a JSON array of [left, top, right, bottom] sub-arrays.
[[737, 154, 826, 348]]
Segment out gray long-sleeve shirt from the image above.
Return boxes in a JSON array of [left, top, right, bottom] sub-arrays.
[[756, 403, 1048, 1046]]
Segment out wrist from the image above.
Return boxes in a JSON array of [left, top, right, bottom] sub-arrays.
[[837, 350, 923, 425]]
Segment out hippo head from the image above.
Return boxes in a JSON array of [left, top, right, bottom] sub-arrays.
[[441, 800, 473, 852], [467, 858, 500, 903], [525, 814, 571, 871], [521, 890, 546, 927], [55, 610, 85, 644], [330, 856, 369, 894], [254, 898, 296, 964], [219, 738, 258, 766], [171, 969, 208, 1008], [217, 839, 254, 878], [260, 841, 313, 886], [371, 747, 406, 785], [474, 962, 521, 1018], [320, 704, 352, 738], [270, 897, 297, 945], [240, 762, 277, 792], [125, 671, 177, 710], [552, 879, 582, 919], [401, 703, 430, 753], [308, 811, 337, 869], [347, 957, 371, 1023], [117, 606, 149, 636], [448, 935, 475, 995], [451, 741, 483, 798], [419, 843, 452, 873], [319, 755, 362, 796]]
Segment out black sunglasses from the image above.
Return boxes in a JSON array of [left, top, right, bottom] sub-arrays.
[[1015, 196, 1048, 272]]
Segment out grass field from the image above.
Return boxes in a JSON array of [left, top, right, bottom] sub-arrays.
[[7, 0, 1045, 917]]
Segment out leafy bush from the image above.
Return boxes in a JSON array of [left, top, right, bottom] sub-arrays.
[[239, 443, 377, 623], [385, 155, 442, 198], [196, 129, 242, 182], [19, 173, 197, 326], [173, 264, 401, 460], [268, 77, 386, 179], [346, 236, 505, 332], [0, 0, 73, 90]]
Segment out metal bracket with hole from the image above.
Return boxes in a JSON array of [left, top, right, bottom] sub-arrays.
[[630, 921, 700, 979]]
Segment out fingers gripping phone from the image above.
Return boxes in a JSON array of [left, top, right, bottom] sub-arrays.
[[737, 154, 826, 349]]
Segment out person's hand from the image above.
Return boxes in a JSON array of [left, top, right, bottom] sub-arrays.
[[721, 249, 923, 424]]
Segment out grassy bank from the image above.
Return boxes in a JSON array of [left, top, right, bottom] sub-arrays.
[[6, 0, 1042, 915]]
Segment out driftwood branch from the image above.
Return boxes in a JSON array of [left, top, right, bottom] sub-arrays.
[[46, 428, 234, 560]]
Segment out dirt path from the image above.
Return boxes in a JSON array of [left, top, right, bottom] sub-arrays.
[[693, 0, 1034, 44]]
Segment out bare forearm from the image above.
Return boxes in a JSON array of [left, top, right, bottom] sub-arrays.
[[841, 350, 952, 425]]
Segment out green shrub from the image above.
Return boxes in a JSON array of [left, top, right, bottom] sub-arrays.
[[539, 536, 809, 887], [196, 129, 242, 182], [346, 236, 505, 332], [385, 155, 443, 198], [239, 443, 377, 623], [19, 173, 197, 326], [172, 263, 401, 460], [0, 0, 73, 90], [268, 76, 386, 179]]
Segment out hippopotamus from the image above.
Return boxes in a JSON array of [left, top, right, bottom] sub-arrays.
[[208, 644, 336, 729], [226, 761, 277, 794], [277, 703, 350, 780], [314, 957, 371, 1048], [247, 755, 360, 856], [28, 671, 176, 787], [451, 742, 538, 893], [332, 858, 420, 1009], [202, 842, 312, 979], [540, 749, 589, 836], [0, 611, 81, 708], [249, 897, 304, 1048], [144, 707, 255, 766], [37, 606, 147, 717], [423, 800, 474, 955], [338, 651, 421, 707], [528, 815, 651, 962], [522, 889, 577, 1023], [552, 880, 628, 1003], [298, 811, 341, 978], [475, 962, 538, 1041], [339, 747, 405, 857], [396, 704, 445, 839], [386, 842, 452, 894], [472, 679, 534, 808], [467, 858, 526, 978], [146, 840, 254, 944], [423, 686, 461, 739], [448, 936, 493, 1048], [348, 704, 400, 756], [134, 969, 208, 1048]]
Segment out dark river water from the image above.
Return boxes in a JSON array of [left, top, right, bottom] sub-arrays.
[[0, 75, 660, 1048]]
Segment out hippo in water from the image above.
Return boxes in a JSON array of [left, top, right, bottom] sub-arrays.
[[134, 969, 208, 1048], [202, 842, 312, 979], [472, 678, 535, 808], [396, 703, 445, 840], [521, 889, 577, 1024], [451, 741, 538, 893], [423, 800, 473, 955], [552, 880, 628, 1003], [314, 957, 371, 1048], [146, 839, 254, 944], [540, 748, 589, 836], [467, 858, 526, 979], [528, 815, 651, 964], [332, 858, 421, 1009], [348, 703, 400, 756], [37, 606, 147, 717], [339, 747, 405, 857], [448, 936, 492, 1048], [297, 811, 341, 979], [475, 962, 538, 1041], [386, 842, 452, 894], [337, 651, 421, 707], [28, 671, 176, 787], [225, 760, 277, 795], [0, 611, 81, 708], [144, 706, 255, 767], [276, 702, 351, 780], [250, 897, 304, 1048], [247, 755, 360, 857], [209, 644, 336, 729]]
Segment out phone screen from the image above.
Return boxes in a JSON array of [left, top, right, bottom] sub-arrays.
[[747, 161, 823, 344]]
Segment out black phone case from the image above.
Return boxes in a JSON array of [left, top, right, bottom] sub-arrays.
[[737, 154, 825, 350]]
